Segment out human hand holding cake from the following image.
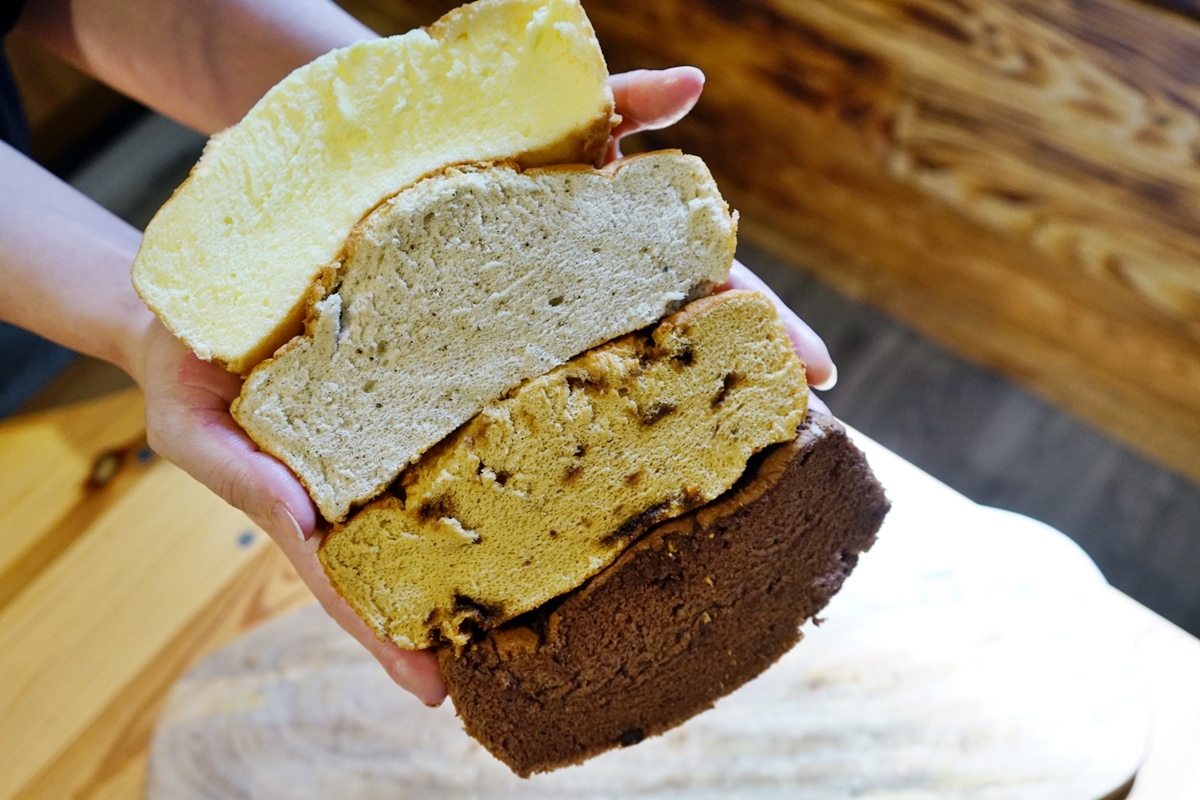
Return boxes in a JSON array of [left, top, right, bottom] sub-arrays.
[[132, 62, 735, 707], [131, 0, 880, 773]]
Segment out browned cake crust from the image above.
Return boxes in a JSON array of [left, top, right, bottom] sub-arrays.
[[438, 412, 889, 776]]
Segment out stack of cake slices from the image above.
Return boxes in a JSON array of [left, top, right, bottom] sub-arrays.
[[132, 0, 888, 777]]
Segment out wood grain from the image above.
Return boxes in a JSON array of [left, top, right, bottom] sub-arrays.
[[742, 239, 1200, 636], [0, 390, 145, 609], [12, 546, 310, 800], [336, 0, 1200, 486], [0, 464, 259, 798], [3, 392, 1195, 797], [14, 0, 1200, 479], [1143, 1, 1200, 22], [0, 391, 312, 800]]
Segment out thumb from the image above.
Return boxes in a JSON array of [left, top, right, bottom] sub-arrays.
[[141, 322, 447, 704], [608, 67, 705, 160]]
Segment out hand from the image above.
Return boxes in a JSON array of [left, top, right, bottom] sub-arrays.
[[609, 68, 836, 407], [719, 260, 836, 414], [135, 319, 448, 705]]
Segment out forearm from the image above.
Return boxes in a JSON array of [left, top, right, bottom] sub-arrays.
[[17, 0, 375, 134], [0, 141, 152, 383]]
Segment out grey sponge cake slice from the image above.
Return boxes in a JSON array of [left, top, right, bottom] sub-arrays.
[[233, 151, 737, 521], [438, 413, 889, 776]]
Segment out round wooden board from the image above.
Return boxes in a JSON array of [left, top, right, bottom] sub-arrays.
[[147, 441, 1148, 799]]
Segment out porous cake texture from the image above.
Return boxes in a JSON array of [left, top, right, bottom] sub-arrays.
[[133, 0, 615, 374], [319, 290, 806, 649], [235, 152, 737, 521], [439, 413, 889, 776]]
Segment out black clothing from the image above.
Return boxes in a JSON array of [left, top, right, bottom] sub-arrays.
[[1, 0, 32, 154]]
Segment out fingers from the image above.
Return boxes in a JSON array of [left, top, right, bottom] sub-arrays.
[[606, 73, 837, 402], [368, 639, 447, 706], [719, 260, 837, 390], [607, 66, 705, 161], [140, 319, 448, 702], [265, 523, 448, 706], [141, 324, 317, 541], [610, 66, 705, 137], [606, 72, 836, 396]]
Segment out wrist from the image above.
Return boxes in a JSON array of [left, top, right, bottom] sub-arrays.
[[118, 303, 158, 390]]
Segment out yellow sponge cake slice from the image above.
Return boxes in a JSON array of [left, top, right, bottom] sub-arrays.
[[132, 0, 615, 374], [319, 290, 809, 649]]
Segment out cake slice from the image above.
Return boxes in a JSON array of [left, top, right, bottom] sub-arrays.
[[235, 152, 737, 522], [133, 0, 616, 374], [318, 290, 806, 649], [439, 412, 888, 776]]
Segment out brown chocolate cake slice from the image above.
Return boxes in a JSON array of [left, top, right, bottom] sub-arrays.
[[438, 412, 889, 776]]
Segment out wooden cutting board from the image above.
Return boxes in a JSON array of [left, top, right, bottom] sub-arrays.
[[146, 438, 1148, 799]]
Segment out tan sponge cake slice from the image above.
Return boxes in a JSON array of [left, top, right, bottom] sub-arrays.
[[319, 290, 807, 649], [233, 152, 737, 522], [132, 0, 615, 374]]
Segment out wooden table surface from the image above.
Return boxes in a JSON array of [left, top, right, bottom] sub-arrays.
[[0, 388, 1197, 799]]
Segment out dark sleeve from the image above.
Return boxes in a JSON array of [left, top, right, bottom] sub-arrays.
[[1, 0, 33, 154]]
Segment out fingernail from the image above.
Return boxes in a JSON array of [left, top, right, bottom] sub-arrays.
[[813, 363, 838, 392], [271, 503, 306, 542]]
